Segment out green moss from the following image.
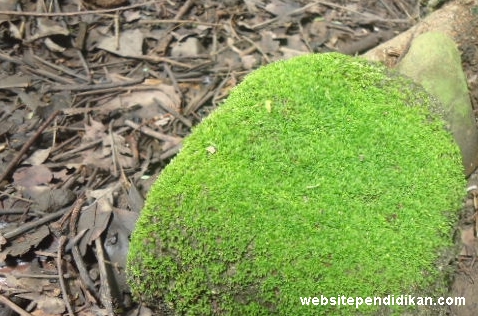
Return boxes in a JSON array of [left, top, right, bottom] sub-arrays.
[[127, 53, 465, 315]]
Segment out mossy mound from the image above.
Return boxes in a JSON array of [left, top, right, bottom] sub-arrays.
[[127, 53, 465, 315]]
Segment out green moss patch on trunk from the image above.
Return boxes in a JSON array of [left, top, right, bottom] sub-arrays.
[[127, 53, 465, 315]]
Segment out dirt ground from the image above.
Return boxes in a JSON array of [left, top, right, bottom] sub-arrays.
[[0, 0, 477, 315]]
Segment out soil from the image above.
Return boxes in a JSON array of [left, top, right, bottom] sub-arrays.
[[0, 0, 477, 315]]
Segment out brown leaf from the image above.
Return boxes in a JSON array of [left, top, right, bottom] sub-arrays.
[[241, 55, 258, 69], [308, 20, 328, 44], [13, 165, 52, 187], [100, 83, 181, 115], [0, 0, 18, 22], [171, 37, 204, 57], [83, 117, 107, 142], [82, 133, 137, 172], [258, 31, 280, 54], [103, 208, 139, 292], [24, 187, 76, 213], [29, 18, 69, 42], [97, 29, 144, 57], [24, 147, 51, 165], [77, 196, 113, 256], [265, 0, 299, 16], [0, 75, 30, 89], [17, 293, 65, 315], [36, 295, 66, 315], [5, 271, 52, 293], [127, 184, 144, 213], [0, 225, 50, 261]]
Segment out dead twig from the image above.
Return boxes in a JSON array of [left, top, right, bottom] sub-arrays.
[[0, 0, 159, 16], [0, 294, 32, 316], [164, 63, 182, 98], [57, 235, 75, 316], [74, 21, 88, 50], [73, 83, 178, 97], [138, 19, 220, 26], [140, 55, 194, 69], [50, 126, 130, 161], [48, 76, 145, 92], [251, 1, 324, 30], [114, 10, 120, 51], [2, 208, 66, 240], [0, 190, 33, 203], [95, 238, 115, 316], [154, 98, 192, 128], [212, 71, 233, 106], [69, 193, 86, 236], [7, 272, 60, 279], [153, 0, 196, 56], [241, 36, 271, 63], [251, 1, 411, 30], [72, 244, 100, 302], [184, 89, 215, 116], [109, 120, 119, 178], [175, 0, 195, 19], [21, 65, 77, 84], [50, 135, 80, 155], [124, 119, 183, 143], [32, 54, 90, 82], [160, 143, 182, 160]]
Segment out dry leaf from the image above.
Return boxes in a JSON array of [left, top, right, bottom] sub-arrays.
[[83, 117, 107, 142], [36, 295, 66, 315], [265, 0, 299, 16], [13, 165, 52, 187], [0, 75, 30, 89], [5, 268, 52, 292], [16, 90, 47, 112], [77, 196, 113, 256], [97, 29, 144, 57], [28, 18, 69, 42], [24, 147, 51, 165], [241, 54, 258, 69], [82, 132, 137, 172], [171, 37, 204, 57], [0, 225, 50, 261], [0, 0, 18, 23], [24, 187, 76, 212], [206, 146, 217, 154], [44, 37, 66, 52], [17, 293, 65, 315], [100, 83, 180, 115], [103, 209, 139, 292], [258, 31, 280, 54], [127, 183, 144, 213]]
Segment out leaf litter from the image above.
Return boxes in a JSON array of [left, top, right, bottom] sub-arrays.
[[0, 0, 476, 315]]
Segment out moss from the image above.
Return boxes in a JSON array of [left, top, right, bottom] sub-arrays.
[[127, 53, 465, 315]]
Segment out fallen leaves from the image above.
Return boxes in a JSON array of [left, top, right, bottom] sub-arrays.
[[96, 29, 145, 58], [0, 225, 50, 261], [13, 165, 52, 187]]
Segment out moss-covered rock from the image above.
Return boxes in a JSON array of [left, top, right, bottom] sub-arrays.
[[127, 53, 465, 315]]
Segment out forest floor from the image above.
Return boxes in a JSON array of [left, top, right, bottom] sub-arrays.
[[0, 0, 477, 315]]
